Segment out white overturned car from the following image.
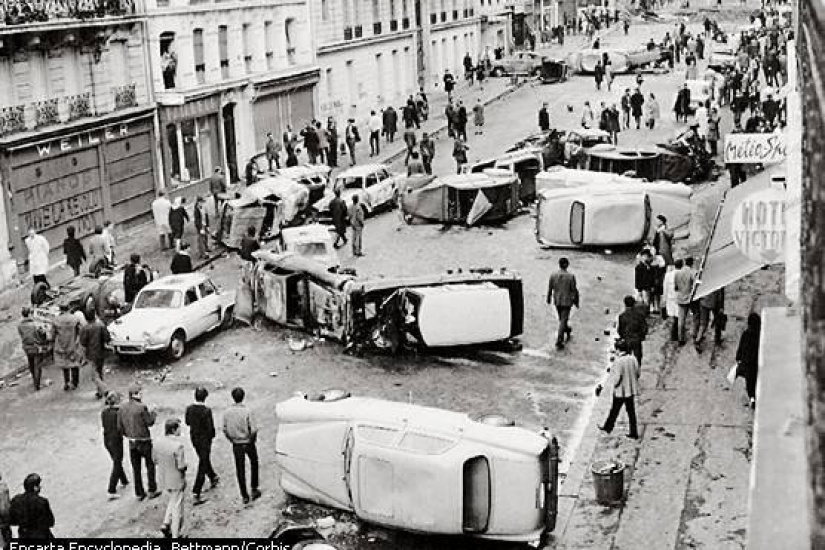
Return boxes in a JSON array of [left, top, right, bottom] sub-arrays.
[[109, 273, 235, 360]]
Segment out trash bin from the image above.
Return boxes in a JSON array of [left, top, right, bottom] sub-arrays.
[[591, 460, 625, 504]]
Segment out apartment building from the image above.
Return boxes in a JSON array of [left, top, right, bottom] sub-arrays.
[[145, 0, 318, 195], [0, 0, 158, 284]]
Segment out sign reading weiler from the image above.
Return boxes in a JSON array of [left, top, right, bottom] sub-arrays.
[[723, 133, 787, 164], [730, 186, 786, 264]]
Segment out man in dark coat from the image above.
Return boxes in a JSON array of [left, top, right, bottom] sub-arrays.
[[265, 132, 281, 170], [594, 61, 604, 90], [301, 123, 320, 164], [630, 88, 645, 129], [117, 385, 160, 500], [101, 391, 129, 499], [9, 474, 54, 539], [419, 133, 435, 175], [617, 295, 648, 365], [456, 101, 468, 141], [736, 313, 761, 408], [17, 306, 49, 391], [547, 257, 579, 350], [538, 103, 551, 131], [382, 106, 398, 143], [170, 244, 193, 274], [329, 188, 348, 249], [62, 226, 85, 277], [326, 118, 339, 168], [168, 198, 189, 251], [674, 84, 691, 123], [443, 70, 455, 99], [79, 310, 111, 399], [124, 254, 150, 304], [239, 226, 260, 262], [193, 197, 210, 259], [185, 387, 219, 504], [620, 89, 632, 128]]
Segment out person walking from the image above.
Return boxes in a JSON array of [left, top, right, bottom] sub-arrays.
[[382, 106, 398, 143], [581, 101, 595, 129], [193, 197, 210, 260], [168, 197, 189, 252], [25, 229, 50, 288], [329, 189, 348, 249], [301, 122, 319, 164], [170, 243, 194, 275], [407, 151, 426, 176], [674, 83, 691, 123], [327, 118, 339, 168], [53, 303, 81, 391], [463, 52, 474, 85], [420, 133, 435, 175], [630, 88, 645, 129], [736, 313, 761, 408], [452, 136, 469, 175], [124, 254, 151, 304], [79, 310, 110, 399], [368, 110, 382, 157], [8, 474, 54, 539], [0, 472, 10, 549], [546, 257, 579, 350], [598, 340, 640, 439], [118, 384, 160, 501], [265, 132, 281, 171], [617, 295, 648, 366], [344, 119, 360, 166], [445, 100, 457, 138], [593, 60, 604, 90], [223, 387, 260, 504], [620, 89, 632, 129], [456, 101, 468, 141], [538, 103, 551, 132], [63, 226, 85, 277], [17, 307, 50, 392], [674, 257, 695, 345], [240, 226, 261, 262], [707, 107, 721, 156], [403, 127, 417, 165], [696, 288, 725, 348], [476, 62, 486, 90], [349, 195, 366, 257], [443, 69, 455, 100], [153, 419, 187, 538], [185, 387, 219, 505], [663, 263, 679, 337], [209, 168, 227, 219], [645, 93, 660, 129], [607, 104, 621, 145], [634, 248, 655, 308], [101, 391, 129, 500], [472, 99, 485, 135]]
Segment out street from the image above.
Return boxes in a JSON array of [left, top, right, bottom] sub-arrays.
[[0, 13, 764, 548]]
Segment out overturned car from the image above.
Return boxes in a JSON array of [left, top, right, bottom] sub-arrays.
[[275, 392, 559, 543], [235, 252, 524, 353]]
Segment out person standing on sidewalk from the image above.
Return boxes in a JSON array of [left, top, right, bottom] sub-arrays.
[[327, 118, 339, 168], [0, 472, 10, 549], [382, 106, 398, 143], [17, 307, 50, 392], [707, 107, 721, 156], [663, 264, 679, 338], [118, 385, 160, 501], [316, 121, 330, 165], [25, 229, 50, 288], [209, 168, 227, 219], [79, 310, 110, 399], [223, 387, 260, 505], [472, 99, 485, 135], [403, 127, 417, 165], [443, 70, 455, 101], [538, 102, 551, 132], [345, 119, 360, 166], [645, 93, 660, 129], [452, 136, 469, 175], [634, 248, 655, 309], [153, 419, 187, 539], [476, 62, 486, 90], [168, 197, 189, 252], [617, 296, 648, 366], [456, 101, 469, 141], [329, 189, 349, 249], [185, 387, 219, 505], [368, 110, 382, 157], [101, 391, 129, 500], [598, 339, 640, 439], [170, 243, 193, 275], [420, 133, 435, 175], [349, 195, 366, 257], [630, 87, 645, 129], [547, 257, 579, 351], [8, 474, 54, 539], [594, 60, 604, 90], [736, 313, 761, 409], [463, 52, 474, 85], [63, 226, 86, 277], [651, 215, 674, 266], [620, 89, 632, 129], [53, 303, 81, 391], [674, 257, 695, 346], [265, 132, 281, 171]]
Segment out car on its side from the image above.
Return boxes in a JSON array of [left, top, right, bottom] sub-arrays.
[[108, 273, 235, 360], [273, 164, 333, 206], [275, 392, 559, 543], [312, 164, 403, 219]]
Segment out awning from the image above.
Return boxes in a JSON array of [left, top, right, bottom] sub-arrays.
[[692, 164, 786, 300]]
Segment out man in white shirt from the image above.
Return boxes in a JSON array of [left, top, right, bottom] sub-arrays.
[[368, 110, 382, 157], [151, 191, 173, 250], [25, 229, 50, 287]]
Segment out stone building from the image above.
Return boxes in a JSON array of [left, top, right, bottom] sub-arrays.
[[0, 0, 159, 283], [312, 0, 510, 126], [145, 0, 318, 195]]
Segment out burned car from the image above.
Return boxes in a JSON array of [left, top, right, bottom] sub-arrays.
[[272, 224, 340, 269], [313, 163, 403, 219], [402, 171, 521, 225], [507, 128, 611, 171], [463, 149, 544, 201], [275, 392, 559, 543], [273, 164, 332, 206], [235, 252, 524, 353]]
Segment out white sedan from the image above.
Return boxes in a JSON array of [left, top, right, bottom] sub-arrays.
[[313, 163, 403, 217], [109, 273, 235, 360]]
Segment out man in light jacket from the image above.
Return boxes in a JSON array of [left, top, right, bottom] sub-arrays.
[[153, 419, 187, 538], [674, 257, 695, 345], [25, 229, 50, 287], [598, 339, 641, 439], [223, 387, 260, 504]]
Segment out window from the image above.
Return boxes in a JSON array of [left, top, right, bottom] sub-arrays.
[[160, 32, 176, 89], [242, 23, 252, 73], [184, 287, 199, 305], [199, 281, 216, 297], [218, 25, 229, 79], [358, 425, 400, 446], [569, 201, 585, 245], [462, 457, 491, 533], [135, 290, 182, 309], [264, 21, 274, 70], [398, 432, 454, 454], [285, 18, 296, 65], [181, 119, 201, 180], [193, 28, 205, 84], [402, 0, 410, 27], [325, 67, 334, 99], [321, 0, 330, 20]]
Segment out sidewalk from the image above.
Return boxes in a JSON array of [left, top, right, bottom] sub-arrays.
[[549, 266, 784, 549]]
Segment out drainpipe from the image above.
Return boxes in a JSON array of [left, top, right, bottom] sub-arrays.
[[140, 9, 166, 192]]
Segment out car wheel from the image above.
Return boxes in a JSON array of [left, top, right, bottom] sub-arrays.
[[167, 330, 186, 361], [221, 306, 235, 330], [31, 282, 50, 306]]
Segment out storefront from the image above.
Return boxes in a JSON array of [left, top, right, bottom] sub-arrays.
[[250, 68, 319, 153], [0, 108, 159, 267]]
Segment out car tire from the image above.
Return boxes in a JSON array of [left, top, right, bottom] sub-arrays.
[[167, 330, 186, 361], [31, 282, 50, 306], [221, 306, 235, 330]]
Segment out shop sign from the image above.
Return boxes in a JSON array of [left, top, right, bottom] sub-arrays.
[[33, 123, 130, 158], [731, 185, 786, 264], [723, 133, 787, 164]]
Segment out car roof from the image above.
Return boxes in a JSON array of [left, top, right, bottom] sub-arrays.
[[335, 164, 389, 178], [276, 165, 331, 178], [143, 273, 209, 291], [281, 224, 333, 242]]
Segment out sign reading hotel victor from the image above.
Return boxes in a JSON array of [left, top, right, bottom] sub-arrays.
[[723, 133, 787, 164], [731, 184, 787, 264]]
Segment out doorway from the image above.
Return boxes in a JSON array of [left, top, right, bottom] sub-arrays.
[[222, 103, 239, 182]]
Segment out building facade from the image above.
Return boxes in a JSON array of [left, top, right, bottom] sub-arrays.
[[0, 0, 159, 282], [311, 0, 510, 125], [145, 0, 318, 196]]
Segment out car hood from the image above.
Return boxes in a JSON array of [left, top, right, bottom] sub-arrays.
[[111, 308, 173, 338]]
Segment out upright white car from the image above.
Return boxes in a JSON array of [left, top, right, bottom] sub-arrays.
[[109, 273, 235, 360], [314, 163, 402, 217]]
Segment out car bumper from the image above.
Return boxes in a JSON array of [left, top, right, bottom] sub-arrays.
[[109, 341, 167, 355]]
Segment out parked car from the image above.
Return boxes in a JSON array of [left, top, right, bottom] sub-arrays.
[[463, 148, 543, 201], [272, 224, 340, 269], [108, 273, 235, 360], [313, 164, 403, 219], [561, 128, 612, 167], [490, 51, 545, 76], [275, 392, 559, 543], [273, 164, 333, 206], [235, 252, 524, 353], [216, 177, 311, 248], [708, 43, 737, 71]]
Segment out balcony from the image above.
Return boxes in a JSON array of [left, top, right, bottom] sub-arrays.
[[354, 24, 362, 38], [34, 98, 59, 128], [373, 21, 381, 35], [112, 83, 136, 110], [66, 92, 92, 120], [1, 0, 136, 27], [0, 105, 25, 137], [390, 19, 398, 31], [344, 25, 353, 40]]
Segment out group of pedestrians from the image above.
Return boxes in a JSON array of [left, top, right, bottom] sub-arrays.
[[328, 189, 369, 257]]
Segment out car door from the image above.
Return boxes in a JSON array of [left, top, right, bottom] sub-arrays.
[[198, 280, 223, 330], [375, 169, 395, 206], [363, 173, 381, 209], [181, 286, 206, 338]]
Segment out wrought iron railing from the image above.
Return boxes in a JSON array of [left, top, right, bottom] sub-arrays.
[[0, 105, 25, 136], [112, 82, 136, 110], [33, 98, 59, 128], [66, 92, 92, 121], [1, 0, 136, 25]]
